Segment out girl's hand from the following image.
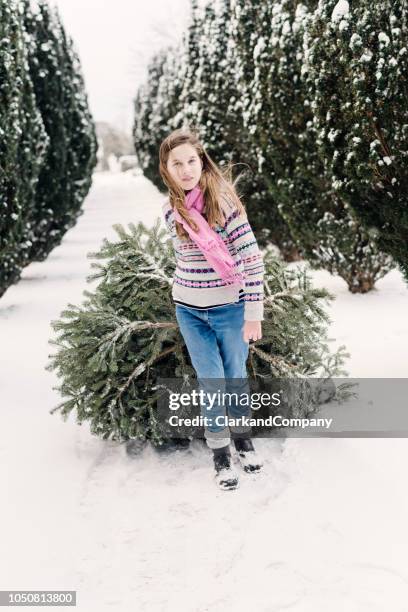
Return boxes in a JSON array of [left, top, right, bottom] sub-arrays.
[[243, 320, 262, 343]]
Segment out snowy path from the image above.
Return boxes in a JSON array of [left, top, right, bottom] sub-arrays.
[[1, 172, 408, 611]]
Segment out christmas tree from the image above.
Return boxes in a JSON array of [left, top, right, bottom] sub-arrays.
[[46, 219, 353, 447]]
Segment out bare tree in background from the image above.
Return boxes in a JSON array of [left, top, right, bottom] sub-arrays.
[[96, 121, 135, 171]]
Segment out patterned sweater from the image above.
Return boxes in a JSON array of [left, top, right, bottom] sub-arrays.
[[162, 194, 264, 321]]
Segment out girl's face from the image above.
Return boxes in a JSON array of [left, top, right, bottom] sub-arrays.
[[166, 143, 203, 191]]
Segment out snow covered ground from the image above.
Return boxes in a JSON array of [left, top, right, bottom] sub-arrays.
[[1, 171, 408, 611]]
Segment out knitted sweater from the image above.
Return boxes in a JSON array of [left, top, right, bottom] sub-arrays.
[[162, 194, 264, 321]]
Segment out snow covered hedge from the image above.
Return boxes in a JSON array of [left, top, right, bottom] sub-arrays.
[[0, 0, 48, 295], [0, 0, 97, 297], [133, 0, 300, 260], [230, 0, 395, 292], [303, 0, 408, 284], [133, 0, 408, 290]]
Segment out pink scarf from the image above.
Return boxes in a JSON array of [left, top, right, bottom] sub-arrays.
[[171, 185, 247, 286]]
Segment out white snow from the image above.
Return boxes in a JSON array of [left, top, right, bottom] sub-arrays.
[[360, 50, 373, 63], [338, 19, 349, 32], [281, 20, 292, 36], [379, 32, 391, 47], [253, 36, 266, 61], [1, 172, 408, 611], [327, 128, 339, 143], [331, 0, 349, 22], [349, 33, 363, 50]]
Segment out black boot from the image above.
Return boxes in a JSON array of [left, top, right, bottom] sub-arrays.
[[212, 445, 239, 491], [233, 437, 263, 473]]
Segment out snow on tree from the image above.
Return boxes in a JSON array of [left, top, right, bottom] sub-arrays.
[[230, 0, 394, 292], [21, 0, 97, 262], [0, 0, 97, 296], [178, 0, 299, 256], [133, 47, 185, 192], [45, 3, 97, 246], [133, 0, 299, 258], [304, 0, 408, 284], [0, 0, 48, 296]]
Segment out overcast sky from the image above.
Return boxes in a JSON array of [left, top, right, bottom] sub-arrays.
[[52, 0, 191, 134]]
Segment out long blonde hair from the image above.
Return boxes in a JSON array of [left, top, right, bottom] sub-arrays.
[[159, 127, 247, 241]]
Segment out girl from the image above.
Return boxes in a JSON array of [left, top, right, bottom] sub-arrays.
[[159, 128, 264, 491]]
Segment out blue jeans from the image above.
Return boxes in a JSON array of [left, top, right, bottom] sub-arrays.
[[175, 301, 251, 450]]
